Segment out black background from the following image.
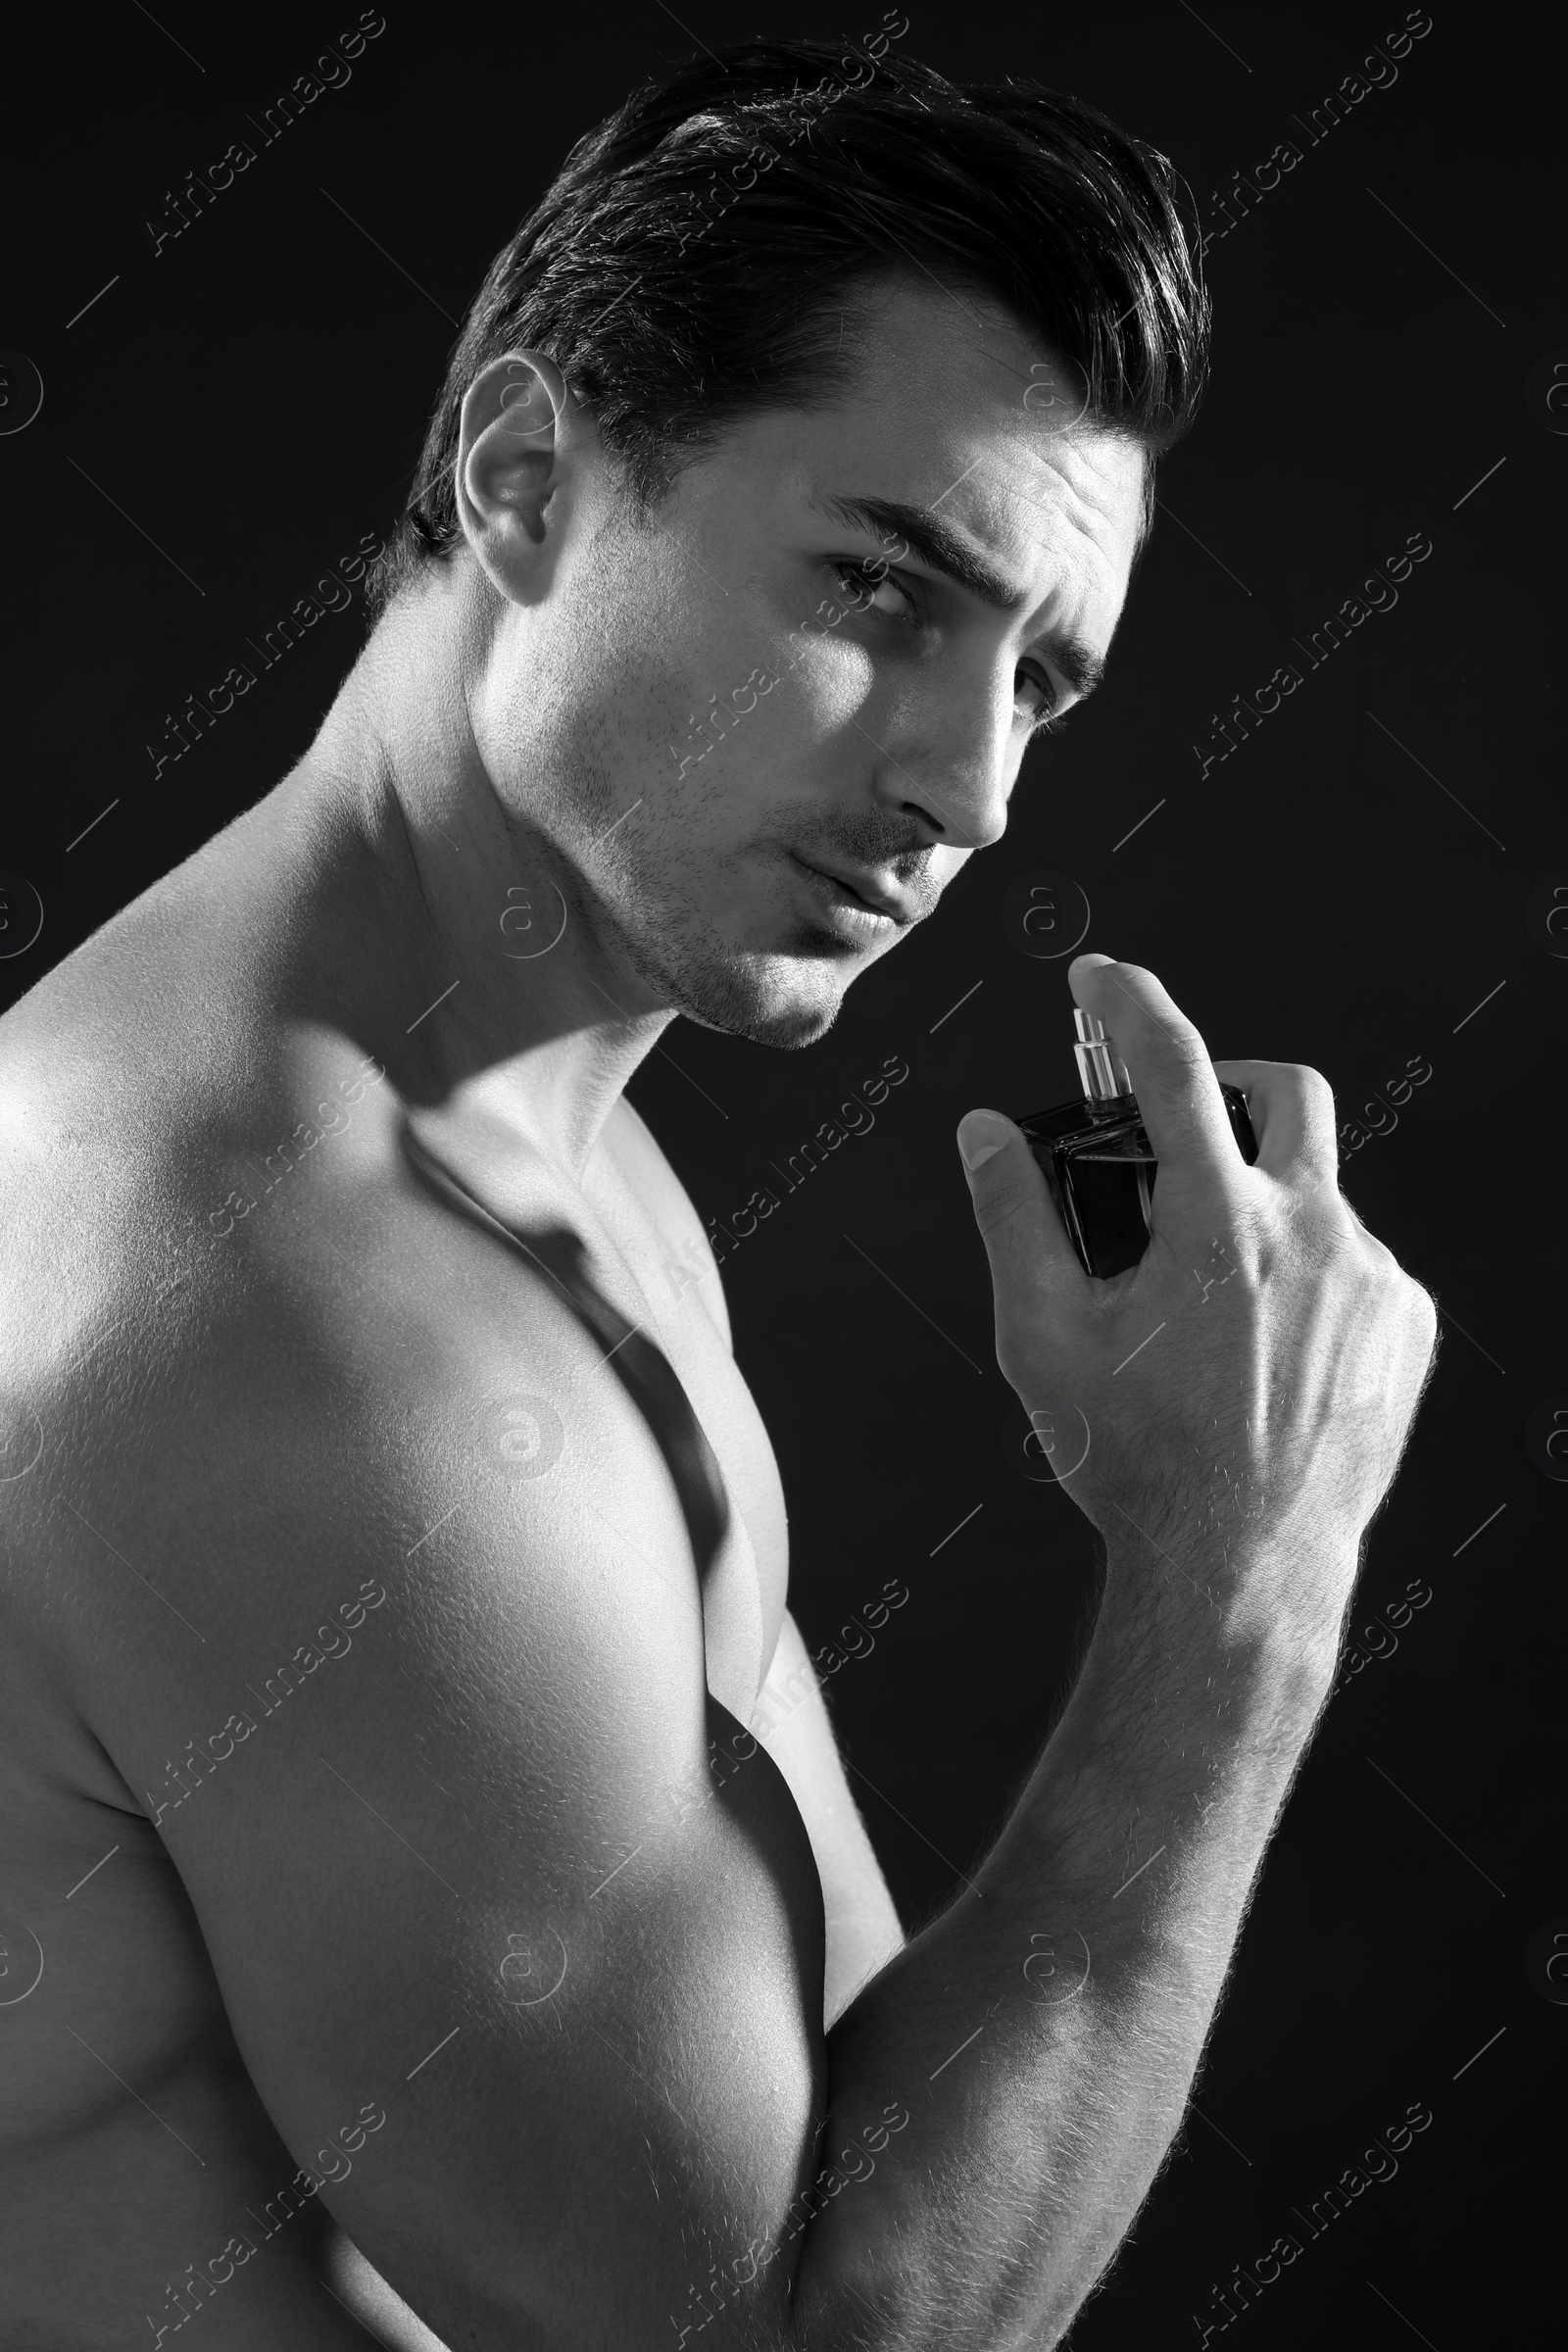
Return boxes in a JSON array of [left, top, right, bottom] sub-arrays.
[[4, 1, 1560, 2343]]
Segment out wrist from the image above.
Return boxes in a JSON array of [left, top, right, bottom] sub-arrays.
[[1098, 1536, 1349, 1719]]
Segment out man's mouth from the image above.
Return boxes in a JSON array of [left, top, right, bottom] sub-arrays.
[[787, 851, 916, 928]]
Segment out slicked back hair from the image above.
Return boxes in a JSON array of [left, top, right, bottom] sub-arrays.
[[366, 34, 1210, 617]]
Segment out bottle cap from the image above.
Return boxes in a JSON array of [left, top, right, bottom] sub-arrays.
[[1073, 1008, 1134, 1102]]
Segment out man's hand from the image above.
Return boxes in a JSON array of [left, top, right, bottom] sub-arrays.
[[956, 954, 1439, 1657]]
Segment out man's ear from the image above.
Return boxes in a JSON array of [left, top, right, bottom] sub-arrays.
[[456, 350, 584, 605]]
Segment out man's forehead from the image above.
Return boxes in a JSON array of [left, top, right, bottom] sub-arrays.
[[796, 284, 1146, 591], [846, 275, 1091, 445], [947, 430, 1145, 600]]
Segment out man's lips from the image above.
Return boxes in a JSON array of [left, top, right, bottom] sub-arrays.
[[788, 851, 917, 925]]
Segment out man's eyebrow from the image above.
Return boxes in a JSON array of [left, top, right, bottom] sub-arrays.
[[807, 489, 1107, 701]]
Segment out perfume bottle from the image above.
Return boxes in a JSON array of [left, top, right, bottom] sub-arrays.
[[1017, 1010, 1258, 1279]]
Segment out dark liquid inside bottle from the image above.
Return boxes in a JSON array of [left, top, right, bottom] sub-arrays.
[[1017, 1085, 1257, 1279]]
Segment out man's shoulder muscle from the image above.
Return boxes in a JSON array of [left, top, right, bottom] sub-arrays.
[[0, 1043, 653, 1630]]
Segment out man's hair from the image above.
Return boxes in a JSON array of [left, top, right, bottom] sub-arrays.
[[366, 34, 1210, 617]]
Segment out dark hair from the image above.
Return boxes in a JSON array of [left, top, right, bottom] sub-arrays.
[[366, 32, 1209, 617]]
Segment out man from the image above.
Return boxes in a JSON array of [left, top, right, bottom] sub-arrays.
[[0, 36, 1436, 2350]]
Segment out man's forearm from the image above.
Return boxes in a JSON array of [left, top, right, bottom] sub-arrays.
[[785, 1541, 1347, 2352]]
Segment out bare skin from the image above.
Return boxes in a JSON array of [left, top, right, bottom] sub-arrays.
[[0, 274, 1436, 2347]]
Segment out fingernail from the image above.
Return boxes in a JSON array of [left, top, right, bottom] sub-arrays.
[[957, 1110, 1012, 1171], [1070, 953, 1115, 971]]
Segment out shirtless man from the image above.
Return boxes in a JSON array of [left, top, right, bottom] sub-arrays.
[[0, 41, 1437, 2352]]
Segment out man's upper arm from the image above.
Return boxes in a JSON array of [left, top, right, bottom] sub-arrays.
[[45, 1296, 827, 2350]]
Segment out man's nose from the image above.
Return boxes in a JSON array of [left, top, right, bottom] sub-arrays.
[[868, 682, 1016, 853]]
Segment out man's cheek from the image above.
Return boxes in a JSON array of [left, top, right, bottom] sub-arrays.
[[813, 637, 878, 720]]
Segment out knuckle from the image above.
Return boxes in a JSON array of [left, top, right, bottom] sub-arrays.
[[1106, 968, 1202, 1049], [1345, 1231, 1434, 1347], [1150, 1010, 1209, 1067], [1283, 1184, 1355, 1263], [1290, 1063, 1337, 1118], [1402, 1271, 1440, 1344], [1357, 1223, 1399, 1276]]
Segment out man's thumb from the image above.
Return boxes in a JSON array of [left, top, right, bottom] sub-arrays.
[[956, 1108, 1014, 1176], [956, 1109, 1078, 1287]]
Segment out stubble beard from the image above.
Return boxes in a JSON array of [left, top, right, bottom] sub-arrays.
[[611, 889, 849, 1049]]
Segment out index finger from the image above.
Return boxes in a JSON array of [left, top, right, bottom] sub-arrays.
[[1069, 956, 1245, 1202]]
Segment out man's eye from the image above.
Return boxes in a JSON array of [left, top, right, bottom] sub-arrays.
[[1017, 664, 1064, 736], [832, 559, 920, 621], [833, 559, 1064, 737]]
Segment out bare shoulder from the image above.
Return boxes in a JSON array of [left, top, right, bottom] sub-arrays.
[[0, 983, 368, 1653], [0, 1109, 744, 1983], [0, 961, 397, 1482], [0, 967, 659, 1657]]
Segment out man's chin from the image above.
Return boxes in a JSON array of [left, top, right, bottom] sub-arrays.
[[646, 938, 856, 1050], [677, 956, 847, 1049], [681, 1003, 836, 1049], [607, 891, 878, 1048]]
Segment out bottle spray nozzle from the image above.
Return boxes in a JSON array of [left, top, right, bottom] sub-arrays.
[[1072, 1008, 1134, 1102]]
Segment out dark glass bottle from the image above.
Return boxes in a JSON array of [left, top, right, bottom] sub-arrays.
[[1017, 1009, 1258, 1279]]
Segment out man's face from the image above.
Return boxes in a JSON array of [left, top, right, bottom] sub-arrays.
[[469, 276, 1146, 1047]]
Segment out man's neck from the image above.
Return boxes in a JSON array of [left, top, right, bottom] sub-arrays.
[[259, 565, 677, 1183]]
